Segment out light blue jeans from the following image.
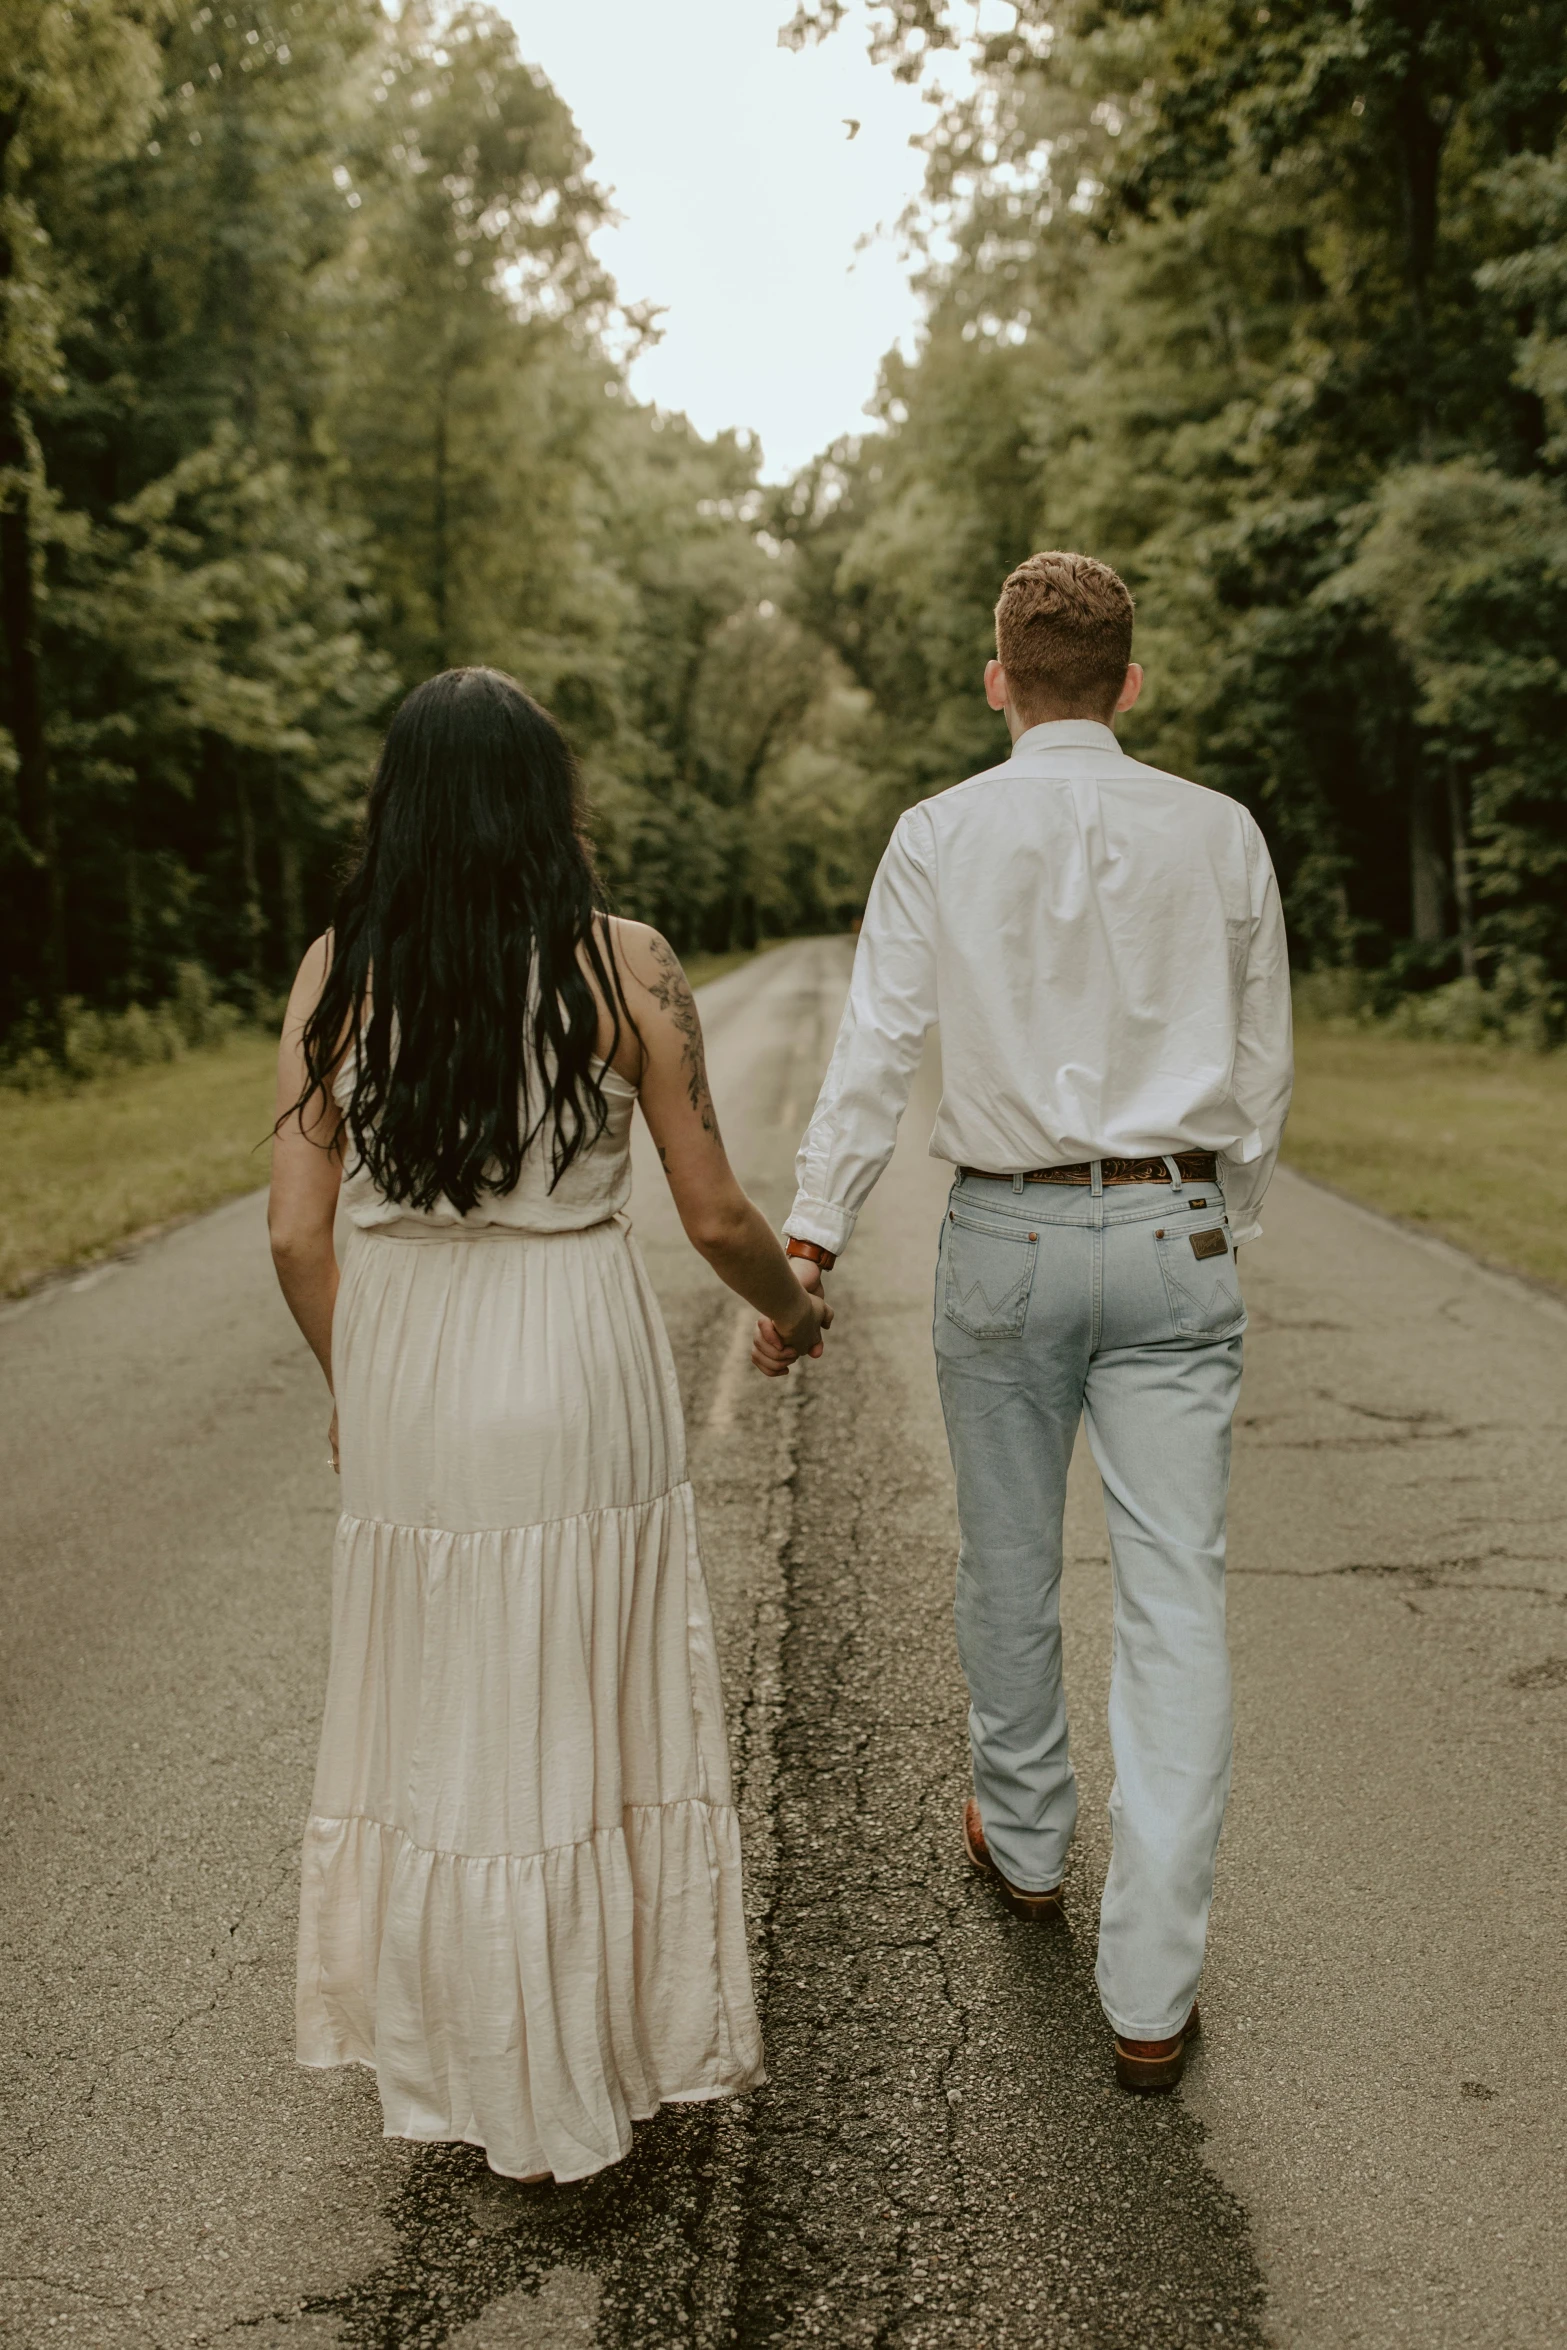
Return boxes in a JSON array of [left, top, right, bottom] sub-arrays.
[[933, 1162, 1245, 2039]]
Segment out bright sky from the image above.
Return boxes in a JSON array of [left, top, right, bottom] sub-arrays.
[[499, 0, 973, 479]]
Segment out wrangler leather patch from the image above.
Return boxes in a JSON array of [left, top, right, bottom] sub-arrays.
[[1190, 1228, 1228, 1261]]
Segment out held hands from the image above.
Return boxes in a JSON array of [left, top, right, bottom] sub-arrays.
[[752, 1263, 833, 1379]]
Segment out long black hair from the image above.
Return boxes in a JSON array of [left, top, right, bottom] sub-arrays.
[[292, 668, 625, 1212]]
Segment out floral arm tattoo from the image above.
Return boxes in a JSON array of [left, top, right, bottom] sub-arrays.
[[646, 936, 722, 1141]]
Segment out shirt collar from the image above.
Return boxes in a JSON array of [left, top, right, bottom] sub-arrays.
[[1009, 719, 1123, 760]]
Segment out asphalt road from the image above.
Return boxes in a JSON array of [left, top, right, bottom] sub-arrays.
[[2, 936, 1562, 2350]]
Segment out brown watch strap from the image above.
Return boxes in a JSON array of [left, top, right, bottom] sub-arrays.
[[786, 1237, 837, 1273]]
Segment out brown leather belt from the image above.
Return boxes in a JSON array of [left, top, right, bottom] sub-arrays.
[[960, 1151, 1219, 1189]]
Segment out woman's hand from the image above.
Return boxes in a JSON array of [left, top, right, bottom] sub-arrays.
[[752, 1282, 832, 1378]]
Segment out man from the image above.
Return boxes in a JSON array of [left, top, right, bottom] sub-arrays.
[[754, 551, 1293, 2092]]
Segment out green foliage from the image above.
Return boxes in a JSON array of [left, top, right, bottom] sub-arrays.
[[17, 0, 1566, 1055], [1, 1, 882, 1048], [1, 959, 246, 1093], [1482, 136, 1567, 462], [784, 0, 1567, 1038], [326, 0, 612, 684], [1, 0, 168, 1032]]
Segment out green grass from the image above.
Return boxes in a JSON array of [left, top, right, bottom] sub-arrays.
[[20, 966, 1552, 1305], [0, 1032, 280, 1297], [0, 943, 786, 1297], [1284, 1023, 1567, 1293]]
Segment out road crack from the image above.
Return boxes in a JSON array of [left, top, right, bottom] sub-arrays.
[[724, 1292, 1269, 2349]]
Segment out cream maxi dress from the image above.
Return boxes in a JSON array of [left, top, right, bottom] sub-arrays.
[[294, 1059, 764, 2181]]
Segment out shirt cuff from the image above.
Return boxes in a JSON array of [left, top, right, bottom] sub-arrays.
[[1228, 1216, 1262, 1246], [783, 1195, 858, 1256]]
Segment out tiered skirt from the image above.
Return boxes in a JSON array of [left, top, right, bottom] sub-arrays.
[[295, 1215, 764, 2183]]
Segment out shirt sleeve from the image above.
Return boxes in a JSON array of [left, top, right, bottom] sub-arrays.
[[784, 810, 939, 1256], [1219, 819, 1294, 1246]]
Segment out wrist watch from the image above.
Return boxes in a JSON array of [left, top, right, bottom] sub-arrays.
[[786, 1237, 836, 1273]]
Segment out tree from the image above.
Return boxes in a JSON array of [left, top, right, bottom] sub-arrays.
[[327, 2, 611, 682], [1, 2, 874, 1042], [780, 0, 1567, 1017], [50, 430, 394, 1007], [0, 0, 160, 1031]]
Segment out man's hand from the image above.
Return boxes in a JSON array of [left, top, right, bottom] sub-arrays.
[[752, 1265, 833, 1378]]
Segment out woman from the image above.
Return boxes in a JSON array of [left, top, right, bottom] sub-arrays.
[[268, 667, 828, 2184]]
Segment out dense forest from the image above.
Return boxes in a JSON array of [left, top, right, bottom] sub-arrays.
[[0, 0, 885, 1051], [782, 0, 1567, 1038], [4, 0, 1567, 1055]]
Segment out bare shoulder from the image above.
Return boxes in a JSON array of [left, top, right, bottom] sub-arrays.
[[604, 919, 710, 1043], [604, 919, 718, 1137], [284, 932, 334, 1025], [604, 917, 689, 1005]]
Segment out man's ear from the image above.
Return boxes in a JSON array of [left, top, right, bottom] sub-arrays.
[[984, 657, 1010, 713], [1115, 662, 1144, 715]]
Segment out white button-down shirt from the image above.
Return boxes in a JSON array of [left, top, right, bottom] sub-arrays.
[[785, 719, 1294, 1253]]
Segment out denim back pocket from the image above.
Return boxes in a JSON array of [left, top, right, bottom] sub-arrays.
[[942, 1206, 1039, 1338], [1154, 1219, 1245, 1339]]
